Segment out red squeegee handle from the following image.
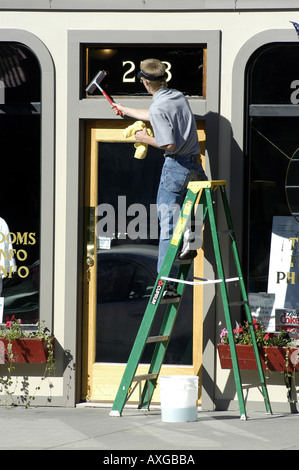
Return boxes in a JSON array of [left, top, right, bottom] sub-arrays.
[[101, 89, 123, 116]]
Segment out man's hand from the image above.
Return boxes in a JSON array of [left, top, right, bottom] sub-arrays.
[[110, 103, 150, 121], [135, 128, 149, 143], [111, 103, 125, 116], [135, 128, 175, 151]]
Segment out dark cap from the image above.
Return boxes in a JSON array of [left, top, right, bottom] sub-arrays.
[[137, 70, 167, 81]]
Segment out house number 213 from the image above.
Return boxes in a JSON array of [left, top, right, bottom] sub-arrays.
[[122, 60, 172, 83]]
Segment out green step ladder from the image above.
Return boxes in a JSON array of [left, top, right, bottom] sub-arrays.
[[109, 180, 272, 420]]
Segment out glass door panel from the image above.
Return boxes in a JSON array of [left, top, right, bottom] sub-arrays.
[[82, 120, 205, 403]]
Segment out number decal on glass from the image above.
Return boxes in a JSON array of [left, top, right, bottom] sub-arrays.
[[162, 61, 172, 82], [123, 61, 136, 82], [122, 60, 172, 83]]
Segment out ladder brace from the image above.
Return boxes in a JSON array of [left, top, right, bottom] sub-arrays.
[[121, 373, 158, 413]]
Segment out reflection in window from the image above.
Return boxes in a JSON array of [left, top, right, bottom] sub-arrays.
[[95, 141, 193, 365], [247, 117, 299, 291], [96, 249, 157, 363], [0, 43, 41, 325], [98, 259, 154, 303]]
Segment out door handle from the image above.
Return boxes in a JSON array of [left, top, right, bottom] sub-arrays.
[[85, 207, 95, 282], [86, 256, 94, 267]]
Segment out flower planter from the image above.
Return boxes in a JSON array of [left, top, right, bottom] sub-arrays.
[[0, 337, 54, 364], [217, 343, 299, 372]]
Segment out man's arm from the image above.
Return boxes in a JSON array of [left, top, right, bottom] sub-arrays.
[[112, 103, 150, 121], [112, 103, 175, 151], [135, 128, 175, 151]]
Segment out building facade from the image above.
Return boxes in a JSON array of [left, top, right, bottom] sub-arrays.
[[0, 1, 299, 413]]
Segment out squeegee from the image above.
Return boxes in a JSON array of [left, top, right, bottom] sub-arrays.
[[86, 70, 122, 116]]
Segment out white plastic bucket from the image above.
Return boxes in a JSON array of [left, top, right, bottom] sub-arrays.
[[159, 375, 198, 422]]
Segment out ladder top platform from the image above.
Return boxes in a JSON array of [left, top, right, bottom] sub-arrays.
[[187, 180, 227, 193]]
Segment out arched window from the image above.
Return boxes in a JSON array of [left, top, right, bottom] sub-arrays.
[[0, 42, 41, 325], [245, 43, 299, 304]]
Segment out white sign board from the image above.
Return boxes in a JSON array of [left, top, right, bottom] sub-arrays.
[[248, 293, 275, 332], [267, 216, 299, 310]]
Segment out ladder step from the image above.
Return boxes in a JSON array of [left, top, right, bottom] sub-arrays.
[[175, 257, 195, 265], [146, 335, 169, 344], [229, 301, 248, 307], [132, 373, 158, 382], [218, 229, 233, 235], [160, 297, 181, 304]]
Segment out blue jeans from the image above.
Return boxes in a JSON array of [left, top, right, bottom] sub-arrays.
[[156, 155, 207, 273]]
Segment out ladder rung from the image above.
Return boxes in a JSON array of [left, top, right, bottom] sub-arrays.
[[132, 373, 157, 382], [229, 301, 248, 307], [175, 257, 195, 265], [218, 229, 233, 235], [242, 382, 266, 390], [285, 185, 299, 189], [146, 335, 169, 344], [160, 297, 181, 304]]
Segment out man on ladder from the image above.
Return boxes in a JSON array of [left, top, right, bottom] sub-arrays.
[[112, 58, 208, 299]]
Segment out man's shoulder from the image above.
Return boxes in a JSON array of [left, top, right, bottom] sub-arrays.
[[152, 88, 184, 108]]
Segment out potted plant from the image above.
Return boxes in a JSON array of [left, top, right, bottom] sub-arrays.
[[0, 316, 54, 366], [217, 318, 299, 373], [0, 316, 55, 407]]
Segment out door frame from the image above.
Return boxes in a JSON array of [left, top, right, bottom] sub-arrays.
[[67, 29, 220, 407], [81, 119, 206, 403]]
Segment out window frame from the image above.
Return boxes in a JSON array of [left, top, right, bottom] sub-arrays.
[[0, 30, 55, 332]]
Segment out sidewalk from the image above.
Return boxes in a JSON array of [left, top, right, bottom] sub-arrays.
[[0, 404, 298, 451]]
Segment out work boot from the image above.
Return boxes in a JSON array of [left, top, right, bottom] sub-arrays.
[[179, 228, 202, 260], [163, 283, 181, 300]]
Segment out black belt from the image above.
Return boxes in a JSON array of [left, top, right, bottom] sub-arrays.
[[166, 154, 199, 161]]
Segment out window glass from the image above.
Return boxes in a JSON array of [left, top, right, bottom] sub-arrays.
[[247, 117, 299, 292], [0, 43, 41, 325], [95, 142, 193, 364], [248, 43, 299, 104], [83, 45, 204, 98]]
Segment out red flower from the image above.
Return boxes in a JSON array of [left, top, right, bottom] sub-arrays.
[[5, 315, 15, 328], [233, 327, 243, 334], [264, 333, 275, 340]]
